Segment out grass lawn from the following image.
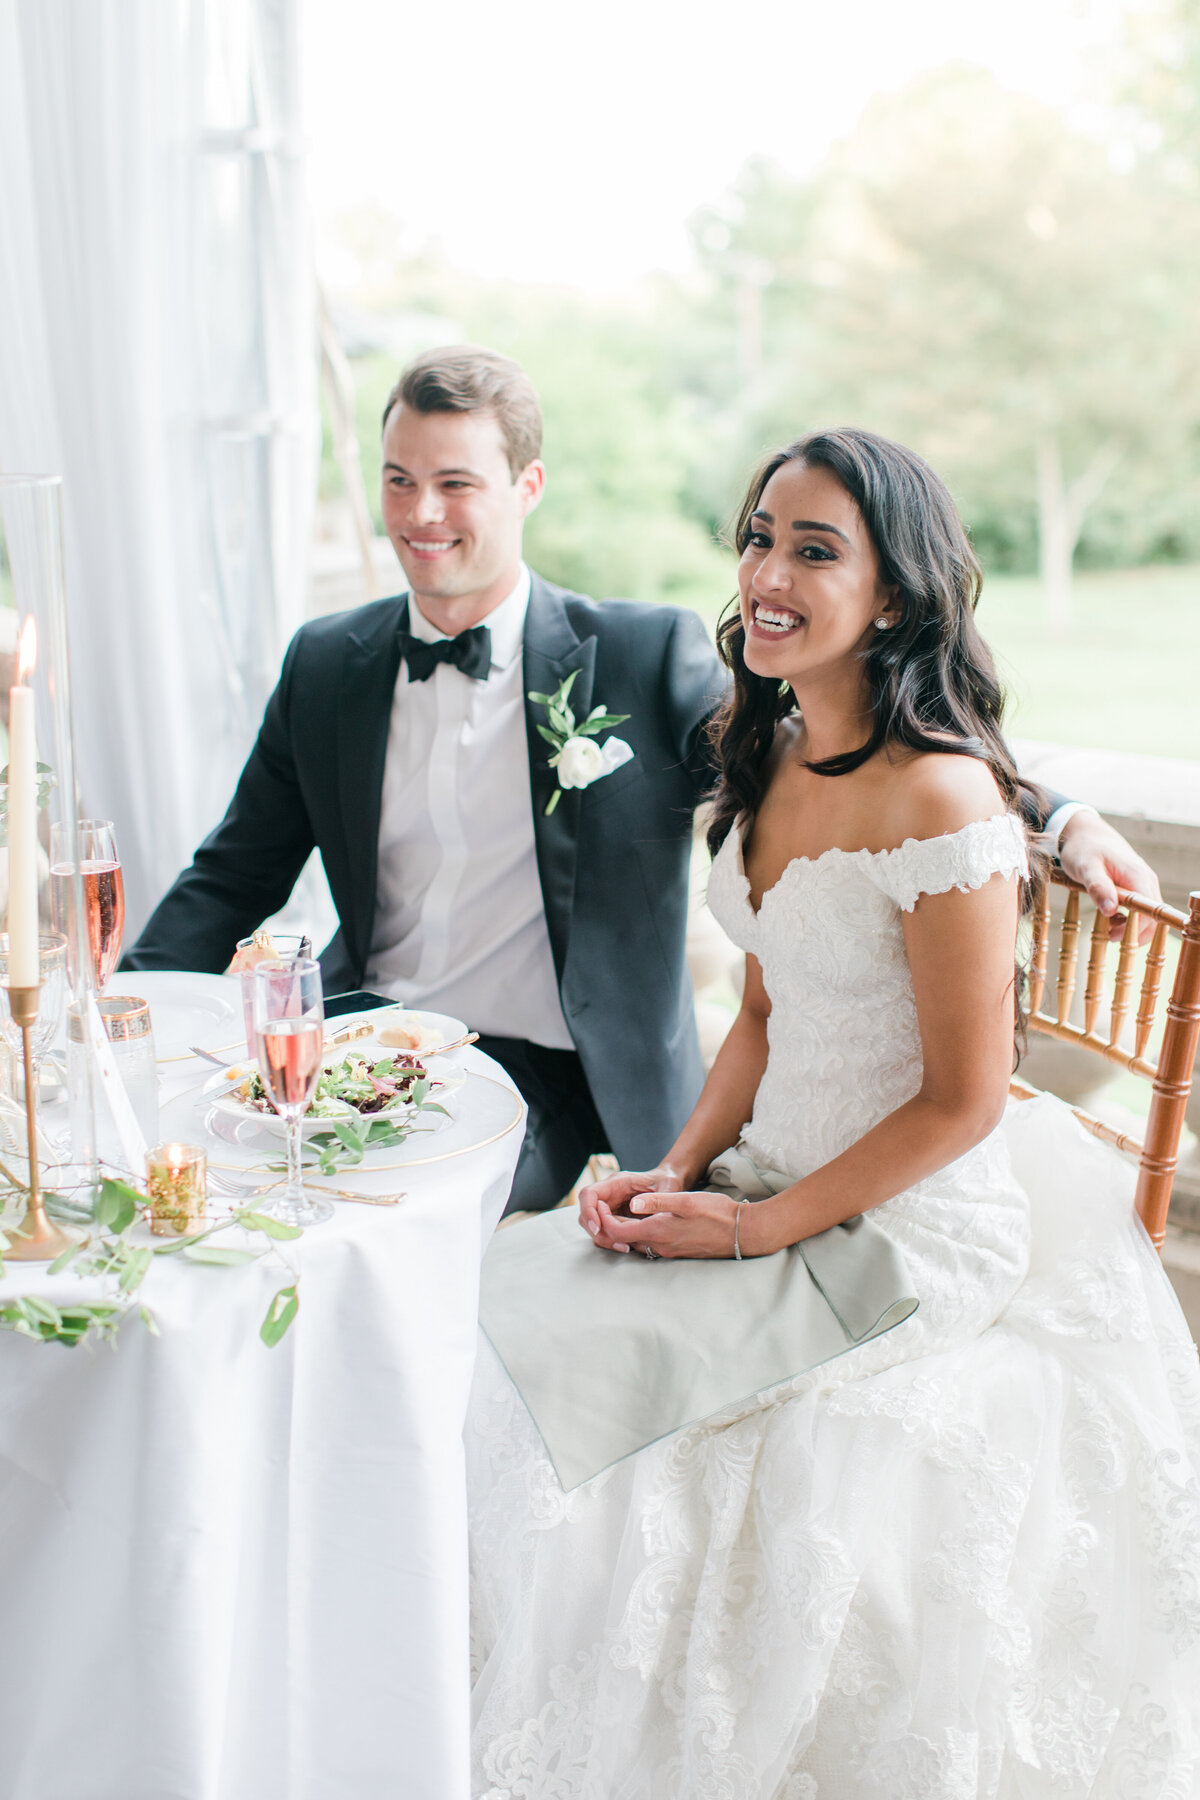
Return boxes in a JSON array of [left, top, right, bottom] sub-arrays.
[[685, 562, 1200, 762], [978, 565, 1200, 762]]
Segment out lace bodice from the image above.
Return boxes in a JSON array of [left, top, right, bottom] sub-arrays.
[[705, 813, 1029, 1179]]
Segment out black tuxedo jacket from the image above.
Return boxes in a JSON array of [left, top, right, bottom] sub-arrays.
[[127, 574, 727, 1169]]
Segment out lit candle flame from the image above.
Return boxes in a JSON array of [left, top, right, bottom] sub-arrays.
[[16, 618, 37, 685]]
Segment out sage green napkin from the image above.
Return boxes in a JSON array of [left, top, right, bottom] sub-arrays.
[[479, 1146, 918, 1491]]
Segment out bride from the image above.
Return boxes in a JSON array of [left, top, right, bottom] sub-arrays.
[[466, 428, 1200, 1798]]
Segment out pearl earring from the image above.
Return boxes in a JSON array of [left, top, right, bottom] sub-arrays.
[[874, 617, 891, 630]]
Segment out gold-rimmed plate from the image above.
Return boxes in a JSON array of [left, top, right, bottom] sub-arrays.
[[158, 1070, 524, 1175], [111, 970, 241, 1062]]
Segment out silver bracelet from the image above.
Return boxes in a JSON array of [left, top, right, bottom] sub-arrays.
[[733, 1197, 747, 1261]]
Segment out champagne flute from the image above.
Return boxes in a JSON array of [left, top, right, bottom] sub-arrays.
[[49, 819, 125, 988], [251, 958, 332, 1227]]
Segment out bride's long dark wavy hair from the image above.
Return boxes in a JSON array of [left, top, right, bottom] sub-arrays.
[[706, 427, 1047, 1047]]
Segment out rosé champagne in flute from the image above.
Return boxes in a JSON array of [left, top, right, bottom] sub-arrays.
[[50, 819, 125, 988], [256, 1014, 324, 1111], [251, 958, 332, 1228]]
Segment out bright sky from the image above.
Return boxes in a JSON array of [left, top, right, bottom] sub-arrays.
[[301, 0, 1133, 293]]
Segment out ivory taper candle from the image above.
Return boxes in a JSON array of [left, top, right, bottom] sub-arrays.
[[7, 619, 40, 988]]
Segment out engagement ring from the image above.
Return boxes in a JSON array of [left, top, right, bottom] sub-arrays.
[[642, 1246, 659, 1260]]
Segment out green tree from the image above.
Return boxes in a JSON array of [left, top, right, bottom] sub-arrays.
[[323, 257, 733, 611], [1118, 0, 1200, 167], [690, 68, 1200, 625]]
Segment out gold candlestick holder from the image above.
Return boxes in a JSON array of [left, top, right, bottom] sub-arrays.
[[3, 983, 82, 1261]]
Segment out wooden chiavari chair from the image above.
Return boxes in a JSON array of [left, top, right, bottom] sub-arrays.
[[1010, 872, 1200, 1251]]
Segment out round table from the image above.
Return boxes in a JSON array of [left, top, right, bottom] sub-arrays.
[[0, 977, 524, 1800]]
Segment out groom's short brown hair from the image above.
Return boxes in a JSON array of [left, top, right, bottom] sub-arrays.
[[381, 345, 543, 479]]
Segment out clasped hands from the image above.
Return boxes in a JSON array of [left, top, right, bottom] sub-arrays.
[[577, 1167, 748, 1260]]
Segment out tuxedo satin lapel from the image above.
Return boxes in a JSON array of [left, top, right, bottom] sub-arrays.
[[523, 578, 597, 981], [338, 598, 406, 973]]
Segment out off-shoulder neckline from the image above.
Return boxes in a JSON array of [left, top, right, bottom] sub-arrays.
[[732, 811, 1021, 921]]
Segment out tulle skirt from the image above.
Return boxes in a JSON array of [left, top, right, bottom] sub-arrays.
[[466, 1096, 1200, 1799]]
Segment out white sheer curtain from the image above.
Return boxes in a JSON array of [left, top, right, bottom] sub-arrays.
[[0, 0, 318, 937]]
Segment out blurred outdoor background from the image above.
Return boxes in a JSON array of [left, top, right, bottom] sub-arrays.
[[308, 0, 1200, 760]]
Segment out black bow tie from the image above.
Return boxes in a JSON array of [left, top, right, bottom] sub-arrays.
[[398, 624, 493, 683]]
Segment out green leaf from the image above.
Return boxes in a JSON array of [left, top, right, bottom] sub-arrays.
[[117, 1246, 154, 1293], [419, 1101, 450, 1117], [96, 1177, 141, 1236], [575, 712, 630, 735], [235, 1209, 303, 1241], [260, 1284, 299, 1347], [0, 1307, 41, 1339], [331, 1122, 368, 1161], [364, 1119, 406, 1147], [182, 1243, 261, 1266], [534, 723, 562, 748], [526, 689, 552, 706], [47, 1241, 84, 1274], [20, 1294, 63, 1327], [138, 1305, 161, 1337], [150, 1231, 209, 1256]]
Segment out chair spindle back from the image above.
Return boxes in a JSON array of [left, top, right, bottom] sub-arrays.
[[1013, 874, 1200, 1251]]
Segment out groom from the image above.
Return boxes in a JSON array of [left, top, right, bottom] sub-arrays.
[[127, 347, 724, 1211], [127, 345, 1157, 1211]]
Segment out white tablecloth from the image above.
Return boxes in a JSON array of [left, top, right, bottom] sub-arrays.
[[0, 1012, 523, 1800]]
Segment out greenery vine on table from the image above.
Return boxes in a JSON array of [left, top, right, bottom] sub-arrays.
[[0, 1176, 303, 1350], [0, 1062, 450, 1348]]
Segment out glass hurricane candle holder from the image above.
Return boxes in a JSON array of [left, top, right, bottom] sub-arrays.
[[1, 474, 101, 1221], [146, 1142, 207, 1237], [0, 931, 66, 1093]]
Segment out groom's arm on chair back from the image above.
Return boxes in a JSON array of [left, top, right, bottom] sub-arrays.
[[1018, 782, 1070, 837], [124, 634, 317, 973]]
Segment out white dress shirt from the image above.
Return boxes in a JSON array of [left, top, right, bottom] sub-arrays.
[[364, 567, 574, 1050]]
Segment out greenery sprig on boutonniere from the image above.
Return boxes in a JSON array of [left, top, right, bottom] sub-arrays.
[[529, 671, 630, 816]]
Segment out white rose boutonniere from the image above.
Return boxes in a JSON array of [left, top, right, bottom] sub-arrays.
[[556, 735, 606, 789], [529, 671, 632, 815]]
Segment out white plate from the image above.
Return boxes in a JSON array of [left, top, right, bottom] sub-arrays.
[[336, 1006, 468, 1056], [105, 970, 241, 1062]]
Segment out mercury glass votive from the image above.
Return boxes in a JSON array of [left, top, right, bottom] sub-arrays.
[[146, 1142, 207, 1237]]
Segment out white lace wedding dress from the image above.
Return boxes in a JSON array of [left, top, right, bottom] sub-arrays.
[[467, 814, 1200, 1799]]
